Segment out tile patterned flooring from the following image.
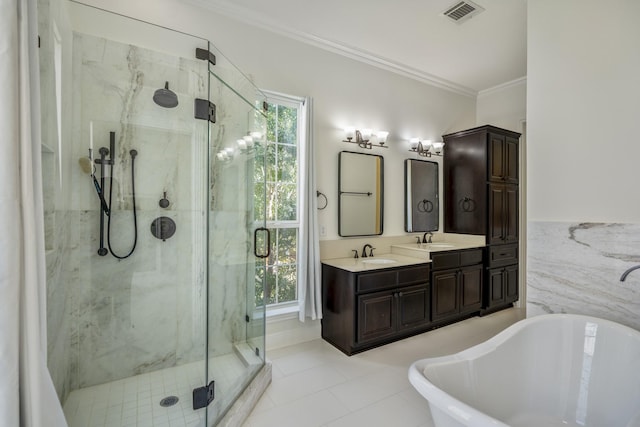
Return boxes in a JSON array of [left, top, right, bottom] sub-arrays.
[[63, 352, 253, 427], [62, 308, 524, 427], [245, 308, 525, 427]]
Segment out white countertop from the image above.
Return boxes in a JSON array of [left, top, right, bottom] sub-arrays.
[[321, 252, 429, 273], [390, 241, 486, 259]]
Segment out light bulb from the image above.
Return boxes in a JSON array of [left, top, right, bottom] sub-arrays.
[[344, 127, 355, 140], [432, 142, 444, 154], [376, 131, 389, 144]]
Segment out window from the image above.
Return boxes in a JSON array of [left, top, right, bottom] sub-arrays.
[[254, 92, 305, 309]]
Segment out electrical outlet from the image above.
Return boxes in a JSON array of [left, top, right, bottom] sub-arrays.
[[320, 225, 326, 237]]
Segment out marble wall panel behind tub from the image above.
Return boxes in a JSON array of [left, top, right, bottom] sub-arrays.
[[527, 221, 640, 331]]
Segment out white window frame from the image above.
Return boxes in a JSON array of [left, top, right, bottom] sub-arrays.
[[261, 90, 306, 315]]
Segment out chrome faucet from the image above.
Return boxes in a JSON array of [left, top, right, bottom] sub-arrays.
[[362, 244, 374, 258], [422, 232, 433, 244], [620, 264, 640, 281]]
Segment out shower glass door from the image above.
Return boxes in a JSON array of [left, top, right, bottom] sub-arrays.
[[39, 2, 266, 426], [205, 42, 267, 425]]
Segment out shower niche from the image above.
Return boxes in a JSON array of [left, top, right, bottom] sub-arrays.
[[39, 2, 269, 426]]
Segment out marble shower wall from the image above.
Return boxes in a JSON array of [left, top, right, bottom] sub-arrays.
[[65, 32, 210, 389], [45, 31, 257, 393], [527, 221, 640, 331]]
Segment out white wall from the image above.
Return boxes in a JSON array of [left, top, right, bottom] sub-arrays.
[[476, 78, 526, 133], [526, 0, 640, 329], [528, 0, 640, 223], [70, 0, 477, 240]]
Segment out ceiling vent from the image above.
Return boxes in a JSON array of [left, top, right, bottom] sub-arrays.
[[442, 1, 485, 24]]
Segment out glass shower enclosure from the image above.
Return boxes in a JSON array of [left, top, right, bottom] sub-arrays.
[[39, 2, 268, 425]]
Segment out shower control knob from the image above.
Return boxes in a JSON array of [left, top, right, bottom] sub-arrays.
[[159, 192, 170, 208], [151, 216, 176, 241]]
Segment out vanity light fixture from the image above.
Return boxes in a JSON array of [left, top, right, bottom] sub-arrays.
[[343, 127, 389, 150], [236, 131, 263, 151], [408, 138, 445, 157]]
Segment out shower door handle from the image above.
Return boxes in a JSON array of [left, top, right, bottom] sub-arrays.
[[254, 227, 271, 259]]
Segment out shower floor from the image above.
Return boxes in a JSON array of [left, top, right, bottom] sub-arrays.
[[63, 349, 262, 427]]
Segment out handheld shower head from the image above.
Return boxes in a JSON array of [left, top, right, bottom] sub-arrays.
[[153, 81, 178, 108]]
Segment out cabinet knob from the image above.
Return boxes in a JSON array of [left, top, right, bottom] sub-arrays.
[[398, 292, 403, 297]]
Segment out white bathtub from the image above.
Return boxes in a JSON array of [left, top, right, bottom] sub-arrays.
[[409, 314, 640, 427]]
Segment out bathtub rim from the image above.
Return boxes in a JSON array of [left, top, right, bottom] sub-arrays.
[[408, 313, 640, 427]]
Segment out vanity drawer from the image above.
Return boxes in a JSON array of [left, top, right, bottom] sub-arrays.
[[357, 270, 397, 293], [398, 265, 430, 285], [431, 252, 459, 270], [431, 248, 483, 270], [460, 249, 483, 266], [488, 243, 518, 267]]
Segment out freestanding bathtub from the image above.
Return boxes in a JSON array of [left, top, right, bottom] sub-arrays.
[[409, 314, 640, 427]]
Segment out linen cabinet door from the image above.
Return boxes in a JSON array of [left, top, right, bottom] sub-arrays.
[[488, 184, 506, 245], [504, 184, 519, 244], [505, 264, 519, 303]]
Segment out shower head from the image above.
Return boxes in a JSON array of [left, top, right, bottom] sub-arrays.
[[153, 81, 178, 108]]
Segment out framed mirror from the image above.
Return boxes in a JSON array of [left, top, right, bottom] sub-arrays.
[[405, 159, 439, 232], [338, 151, 384, 237]]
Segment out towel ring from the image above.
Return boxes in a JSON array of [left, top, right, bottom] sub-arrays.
[[317, 191, 328, 210]]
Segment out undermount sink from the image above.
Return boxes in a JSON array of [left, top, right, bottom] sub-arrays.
[[361, 258, 397, 264]]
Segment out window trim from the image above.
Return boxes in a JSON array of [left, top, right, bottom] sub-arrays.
[[259, 90, 306, 309]]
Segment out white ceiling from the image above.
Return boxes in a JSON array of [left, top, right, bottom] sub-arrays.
[[188, 0, 527, 96]]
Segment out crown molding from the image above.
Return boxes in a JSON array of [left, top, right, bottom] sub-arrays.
[[183, 0, 478, 98], [478, 76, 527, 97]]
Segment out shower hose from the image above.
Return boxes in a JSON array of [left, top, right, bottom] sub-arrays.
[[106, 149, 138, 259]]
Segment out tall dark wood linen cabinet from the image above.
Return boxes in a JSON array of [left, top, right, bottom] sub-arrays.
[[442, 125, 521, 313]]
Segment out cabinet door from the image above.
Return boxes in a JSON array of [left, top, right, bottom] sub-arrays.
[[488, 184, 506, 245], [459, 265, 483, 313], [486, 265, 518, 309], [432, 269, 458, 321], [505, 136, 519, 184], [443, 135, 486, 235], [505, 264, 519, 303], [487, 267, 506, 308], [397, 284, 430, 333], [489, 133, 506, 182], [357, 291, 396, 344], [504, 185, 519, 243], [489, 133, 519, 183], [488, 184, 518, 245]]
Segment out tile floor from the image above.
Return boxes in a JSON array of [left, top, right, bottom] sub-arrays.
[[245, 308, 525, 427], [63, 350, 261, 427]]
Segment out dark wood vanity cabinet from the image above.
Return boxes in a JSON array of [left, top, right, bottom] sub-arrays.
[[322, 263, 430, 355], [430, 248, 483, 322], [443, 125, 521, 237], [442, 125, 521, 313]]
